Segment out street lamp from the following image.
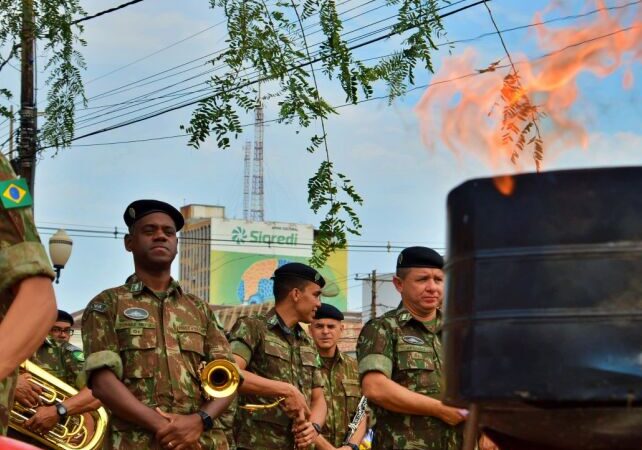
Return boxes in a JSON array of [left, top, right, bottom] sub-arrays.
[[48, 229, 72, 284]]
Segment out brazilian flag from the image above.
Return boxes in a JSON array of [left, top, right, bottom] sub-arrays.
[[0, 178, 33, 209]]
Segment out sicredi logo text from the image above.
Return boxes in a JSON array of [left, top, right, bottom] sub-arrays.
[[231, 226, 298, 245]]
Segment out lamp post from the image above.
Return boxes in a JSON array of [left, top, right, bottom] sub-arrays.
[[48, 229, 72, 283]]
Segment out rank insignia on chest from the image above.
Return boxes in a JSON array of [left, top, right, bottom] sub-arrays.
[[402, 335, 425, 345], [0, 178, 32, 209], [123, 307, 150, 320]]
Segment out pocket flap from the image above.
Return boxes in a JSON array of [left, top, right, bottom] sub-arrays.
[[178, 331, 205, 356], [300, 347, 318, 367], [117, 328, 157, 350], [264, 338, 290, 361], [342, 379, 361, 397], [396, 351, 435, 371]]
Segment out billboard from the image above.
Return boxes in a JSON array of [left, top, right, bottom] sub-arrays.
[[209, 249, 348, 311], [210, 219, 314, 257]]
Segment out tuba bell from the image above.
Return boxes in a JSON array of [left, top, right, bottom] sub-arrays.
[[10, 360, 108, 450], [200, 359, 284, 411]]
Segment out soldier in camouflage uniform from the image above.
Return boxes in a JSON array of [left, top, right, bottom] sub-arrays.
[[12, 310, 102, 438], [357, 247, 466, 450], [82, 200, 236, 450], [0, 153, 57, 436], [309, 303, 367, 450], [228, 262, 327, 450]]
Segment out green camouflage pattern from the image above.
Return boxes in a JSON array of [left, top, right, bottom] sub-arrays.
[[30, 338, 85, 388], [0, 153, 55, 436], [319, 351, 362, 447], [357, 303, 463, 450], [228, 308, 324, 450], [82, 274, 234, 450]]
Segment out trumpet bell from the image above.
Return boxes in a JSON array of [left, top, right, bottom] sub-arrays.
[[200, 359, 240, 399]]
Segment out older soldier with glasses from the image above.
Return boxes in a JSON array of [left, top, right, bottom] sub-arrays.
[[357, 246, 467, 449], [12, 310, 102, 441]]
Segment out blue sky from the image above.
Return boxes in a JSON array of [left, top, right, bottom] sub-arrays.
[[1, 0, 640, 313]]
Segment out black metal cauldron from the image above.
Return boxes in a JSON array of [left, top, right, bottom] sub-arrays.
[[443, 167, 642, 450]]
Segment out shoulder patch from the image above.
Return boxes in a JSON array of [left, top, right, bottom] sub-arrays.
[[0, 178, 33, 210], [402, 335, 425, 345], [89, 302, 108, 313], [71, 350, 85, 362]]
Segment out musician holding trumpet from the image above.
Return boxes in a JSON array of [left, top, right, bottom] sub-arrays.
[[309, 303, 368, 450], [81, 200, 237, 450], [228, 263, 327, 450]]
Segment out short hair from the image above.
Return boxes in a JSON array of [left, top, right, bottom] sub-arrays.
[[395, 267, 411, 279], [273, 275, 311, 302]]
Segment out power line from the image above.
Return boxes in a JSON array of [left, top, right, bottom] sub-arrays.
[[62, 22, 640, 149], [77, 0, 382, 102], [84, 20, 228, 86], [72, 0, 146, 25], [75, 0, 637, 125], [72, 0, 473, 127], [70, 0, 631, 137], [44, 0, 486, 147], [36, 225, 445, 251]]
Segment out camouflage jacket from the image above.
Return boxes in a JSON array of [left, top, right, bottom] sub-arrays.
[[30, 338, 85, 388], [82, 274, 234, 450], [0, 154, 55, 436], [319, 350, 362, 447], [228, 308, 324, 450], [357, 303, 462, 450]]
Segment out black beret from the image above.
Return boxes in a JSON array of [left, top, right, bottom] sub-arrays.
[[57, 310, 74, 326], [397, 246, 444, 269], [273, 262, 326, 288], [124, 199, 184, 231], [314, 303, 344, 321]]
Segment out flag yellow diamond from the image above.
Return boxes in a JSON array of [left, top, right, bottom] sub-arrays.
[[2, 183, 26, 204]]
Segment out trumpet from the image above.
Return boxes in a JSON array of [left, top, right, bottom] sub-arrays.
[[10, 360, 109, 450], [200, 359, 284, 411]]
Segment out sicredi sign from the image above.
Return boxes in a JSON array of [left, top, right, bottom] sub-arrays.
[[231, 226, 298, 245], [211, 218, 314, 257]]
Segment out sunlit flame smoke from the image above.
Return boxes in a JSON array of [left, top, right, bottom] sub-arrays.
[[415, 0, 642, 171]]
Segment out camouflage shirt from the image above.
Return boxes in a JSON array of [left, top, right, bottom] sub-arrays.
[[357, 303, 462, 450], [319, 350, 362, 447], [228, 308, 324, 450], [0, 154, 55, 436], [82, 274, 234, 450], [30, 338, 85, 389]]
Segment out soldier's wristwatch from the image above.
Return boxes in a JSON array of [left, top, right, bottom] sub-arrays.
[[55, 402, 68, 420], [197, 410, 213, 431], [312, 422, 322, 435]]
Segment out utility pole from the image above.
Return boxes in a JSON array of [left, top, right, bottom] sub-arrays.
[[355, 270, 378, 320], [370, 269, 377, 320], [8, 106, 15, 160], [18, 0, 37, 198]]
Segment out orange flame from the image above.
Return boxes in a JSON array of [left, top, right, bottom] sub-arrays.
[[415, 0, 642, 171], [493, 175, 516, 196]]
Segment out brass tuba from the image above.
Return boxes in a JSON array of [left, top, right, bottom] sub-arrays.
[[10, 360, 109, 450], [200, 359, 284, 411]]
